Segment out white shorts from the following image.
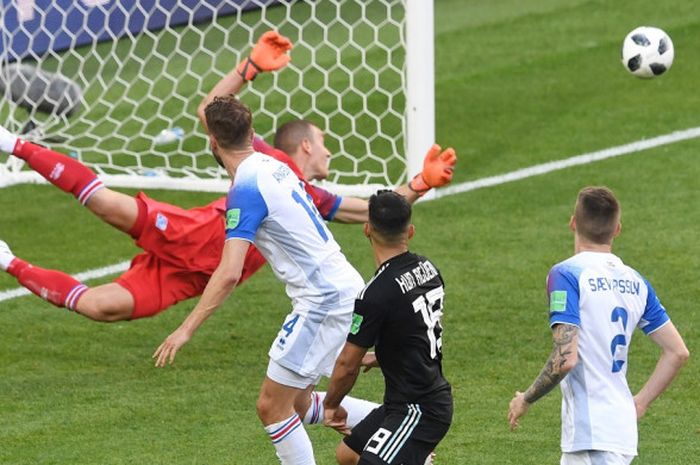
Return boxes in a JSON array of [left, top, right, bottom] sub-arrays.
[[561, 450, 635, 465], [267, 303, 355, 382], [266, 359, 321, 389]]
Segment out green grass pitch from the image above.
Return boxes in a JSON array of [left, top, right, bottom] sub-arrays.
[[1, 0, 699, 463]]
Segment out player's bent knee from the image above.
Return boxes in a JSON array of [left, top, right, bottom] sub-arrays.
[[256, 393, 275, 422], [256, 377, 304, 424], [256, 394, 290, 424], [76, 286, 133, 322], [335, 441, 360, 465], [256, 390, 298, 425]]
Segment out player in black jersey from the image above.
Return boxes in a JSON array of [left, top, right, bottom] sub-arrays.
[[323, 190, 453, 465]]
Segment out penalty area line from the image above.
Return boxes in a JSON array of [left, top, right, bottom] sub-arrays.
[[2, 126, 700, 303], [431, 126, 700, 199]]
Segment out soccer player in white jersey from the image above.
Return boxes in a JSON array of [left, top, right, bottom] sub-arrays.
[[508, 186, 689, 465], [152, 95, 367, 465]]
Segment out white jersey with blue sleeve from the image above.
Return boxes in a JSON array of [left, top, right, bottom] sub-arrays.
[[547, 251, 670, 456], [225, 153, 364, 378]]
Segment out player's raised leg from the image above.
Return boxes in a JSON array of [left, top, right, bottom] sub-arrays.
[[0, 240, 134, 321], [0, 125, 138, 233]]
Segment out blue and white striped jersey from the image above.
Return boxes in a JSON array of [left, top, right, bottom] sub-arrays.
[[547, 251, 670, 456], [225, 152, 363, 315]]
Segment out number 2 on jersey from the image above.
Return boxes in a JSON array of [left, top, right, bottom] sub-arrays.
[[412, 286, 445, 359], [610, 306, 628, 373]]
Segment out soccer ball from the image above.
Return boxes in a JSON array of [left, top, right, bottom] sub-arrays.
[[621, 26, 674, 78]]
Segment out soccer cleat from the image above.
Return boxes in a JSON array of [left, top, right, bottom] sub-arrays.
[[424, 451, 436, 465], [0, 124, 19, 154], [0, 240, 16, 272]]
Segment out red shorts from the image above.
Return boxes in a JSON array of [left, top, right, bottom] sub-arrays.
[[115, 192, 267, 319]]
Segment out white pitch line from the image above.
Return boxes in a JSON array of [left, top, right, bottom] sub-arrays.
[[432, 126, 700, 199], [2, 126, 700, 303]]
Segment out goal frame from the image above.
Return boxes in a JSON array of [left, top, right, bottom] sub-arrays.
[[0, 0, 435, 197]]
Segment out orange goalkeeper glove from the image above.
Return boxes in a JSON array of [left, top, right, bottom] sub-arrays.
[[237, 30, 293, 81], [408, 144, 457, 196]]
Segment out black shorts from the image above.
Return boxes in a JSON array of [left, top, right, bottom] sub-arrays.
[[344, 401, 453, 465]]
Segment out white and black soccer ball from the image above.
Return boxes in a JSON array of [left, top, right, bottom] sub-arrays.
[[621, 26, 674, 78]]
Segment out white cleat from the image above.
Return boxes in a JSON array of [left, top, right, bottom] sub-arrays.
[[424, 452, 436, 465], [0, 240, 16, 271], [0, 124, 19, 154]]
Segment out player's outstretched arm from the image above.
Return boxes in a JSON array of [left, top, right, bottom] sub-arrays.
[[153, 239, 250, 367], [197, 30, 293, 132], [508, 323, 578, 430], [404, 144, 457, 198], [633, 322, 689, 418], [331, 144, 457, 224]]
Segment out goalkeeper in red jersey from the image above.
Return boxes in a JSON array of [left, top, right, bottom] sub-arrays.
[[0, 30, 456, 323], [0, 31, 454, 444]]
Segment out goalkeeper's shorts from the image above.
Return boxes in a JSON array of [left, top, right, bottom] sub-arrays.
[[114, 192, 267, 319], [116, 245, 266, 319]]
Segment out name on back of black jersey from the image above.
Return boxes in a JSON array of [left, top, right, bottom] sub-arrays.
[[394, 260, 439, 294]]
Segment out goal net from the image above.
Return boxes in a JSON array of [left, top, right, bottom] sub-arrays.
[[0, 0, 434, 196]]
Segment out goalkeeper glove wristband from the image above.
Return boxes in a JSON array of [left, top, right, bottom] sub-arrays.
[[408, 174, 431, 197], [237, 57, 263, 81]]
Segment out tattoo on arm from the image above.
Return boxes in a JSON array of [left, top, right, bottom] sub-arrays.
[[524, 324, 579, 404]]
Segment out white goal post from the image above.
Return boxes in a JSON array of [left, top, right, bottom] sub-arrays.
[[0, 0, 434, 197]]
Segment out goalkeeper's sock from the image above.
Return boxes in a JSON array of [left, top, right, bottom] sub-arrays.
[[12, 140, 104, 205], [264, 414, 315, 465], [0, 125, 19, 154], [303, 391, 379, 428], [0, 240, 15, 271], [6, 258, 88, 310]]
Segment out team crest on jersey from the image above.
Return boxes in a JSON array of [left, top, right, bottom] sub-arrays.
[[226, 209, 241, 229], [549, 290, 567, 312], [350, 313, 363, 335], [155, 213, 168, 231]]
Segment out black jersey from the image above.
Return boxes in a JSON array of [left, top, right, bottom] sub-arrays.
[[347, 251, 451, 405]]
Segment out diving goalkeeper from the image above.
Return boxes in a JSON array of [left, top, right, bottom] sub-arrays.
[[0, 30, 456, 323], [0, 30, 455, 436]]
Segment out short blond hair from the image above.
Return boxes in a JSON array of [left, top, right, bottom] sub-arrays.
[[274, 120, 316, 155]]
